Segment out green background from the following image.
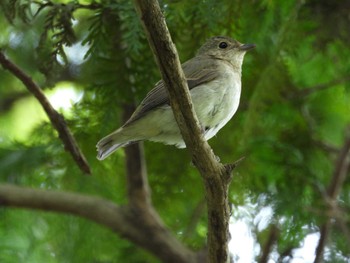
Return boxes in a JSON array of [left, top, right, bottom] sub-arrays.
[[0, 0, 349, 262]]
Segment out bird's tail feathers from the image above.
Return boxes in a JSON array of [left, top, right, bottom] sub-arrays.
[[96, 129, 136, 160]]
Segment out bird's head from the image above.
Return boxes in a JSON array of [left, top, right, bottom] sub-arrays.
[[197, 36, 255, 68]]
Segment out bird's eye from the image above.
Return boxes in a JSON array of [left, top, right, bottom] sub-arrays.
[[219, 42, 228, 49]]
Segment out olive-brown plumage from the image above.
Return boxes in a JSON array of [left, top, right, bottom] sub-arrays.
[[97, 36, 255, 160]]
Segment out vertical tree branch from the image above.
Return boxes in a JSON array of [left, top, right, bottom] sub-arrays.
[[0, 51, 91, 174], [132, 1, 237, 262], [314, 222, 331, 263], [122, 104, 151, 207], [122, 103, 199, 262], [314, 128, 350, 263]]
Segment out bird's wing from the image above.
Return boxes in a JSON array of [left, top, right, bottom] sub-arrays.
[[124, 57, 219, 126]]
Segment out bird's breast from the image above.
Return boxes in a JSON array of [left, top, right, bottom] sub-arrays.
[[191, 67, 242, 140]]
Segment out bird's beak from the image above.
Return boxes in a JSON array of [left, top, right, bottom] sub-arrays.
[[239, 43, 256, 51]]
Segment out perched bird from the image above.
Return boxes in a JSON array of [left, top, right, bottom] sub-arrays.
[[97, 36, 255, 160]]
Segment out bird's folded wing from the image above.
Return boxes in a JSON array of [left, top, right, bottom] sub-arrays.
[[124, 57, 220, 126]]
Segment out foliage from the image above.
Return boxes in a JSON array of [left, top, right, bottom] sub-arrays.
[[0, 0, 349, 262]]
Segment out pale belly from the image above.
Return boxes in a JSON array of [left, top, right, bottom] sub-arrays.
[[191, 72, 241, 140]]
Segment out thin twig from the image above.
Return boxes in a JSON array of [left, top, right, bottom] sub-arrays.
[[297, 76, 350, 98], [183, 198, 206, 239], [333, 206, 350, 245], [314, 127, 350, 263], [0, 51, 91, 174], [327, 128, 350, 199], [33, 0, 101, 17], [312, 139, 340, 155]]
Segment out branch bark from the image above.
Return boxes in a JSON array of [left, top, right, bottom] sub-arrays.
[[0, 184, 129, 234], [0, 51, 91, 174], [314, 127, 350, 263], [132, 1, 238, 262], [0, 184, 198, 263]]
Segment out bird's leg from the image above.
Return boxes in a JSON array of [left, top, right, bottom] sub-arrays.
[[190, 125, 221, 166], [200, 124, 207, 135]]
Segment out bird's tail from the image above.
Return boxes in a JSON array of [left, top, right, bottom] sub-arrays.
[[96, 128, 136, 160]]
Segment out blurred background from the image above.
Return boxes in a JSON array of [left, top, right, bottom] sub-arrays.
[[0, 0, 349, 262]]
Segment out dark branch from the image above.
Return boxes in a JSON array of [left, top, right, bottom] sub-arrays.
[[0, 51, 91, 174], [259, 225, 279, 263], [314, 222, 331, 263], [278, 246, 294, 263]]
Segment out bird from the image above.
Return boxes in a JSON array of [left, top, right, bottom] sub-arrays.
[[96, 36, 255, 160]]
